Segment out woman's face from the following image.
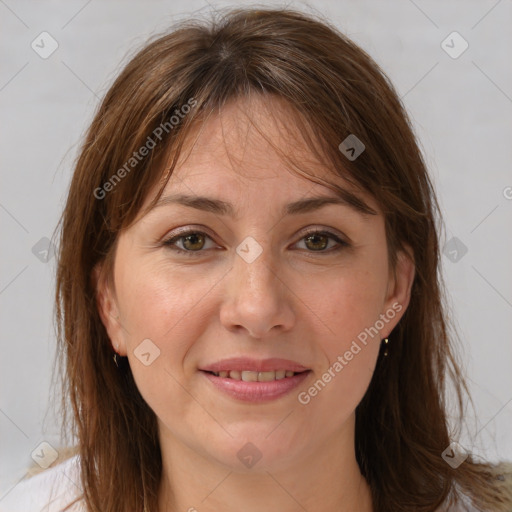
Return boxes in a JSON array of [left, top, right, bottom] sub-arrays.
[[97, 95, 414, 472]]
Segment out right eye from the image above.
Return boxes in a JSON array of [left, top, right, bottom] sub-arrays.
[[162, 230, 218, 256]]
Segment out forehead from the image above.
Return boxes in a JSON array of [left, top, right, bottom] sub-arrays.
[[143, 94, 380, 216], [174, 95, 318, 180]]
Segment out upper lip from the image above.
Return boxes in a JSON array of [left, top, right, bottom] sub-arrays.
[[199, 357, 310, 373]]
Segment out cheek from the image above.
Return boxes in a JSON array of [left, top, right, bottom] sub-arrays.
[[296, 259, 387, 417], [310, 258, 388, 349], [113, 260, 224, 411], [114, 262, 221, 419], [115, 260, 219, 345]]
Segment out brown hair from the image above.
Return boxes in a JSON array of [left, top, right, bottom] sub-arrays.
[[53, 7, 512, 512]]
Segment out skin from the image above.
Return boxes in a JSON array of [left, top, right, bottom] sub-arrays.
[[96, 94, 415, 512]]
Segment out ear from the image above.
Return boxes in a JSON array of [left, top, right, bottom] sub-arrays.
[[380, 244, 415, 338], [92, 262, 127, 356]]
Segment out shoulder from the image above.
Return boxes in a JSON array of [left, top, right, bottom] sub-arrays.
[[0, 454, 84, 512]]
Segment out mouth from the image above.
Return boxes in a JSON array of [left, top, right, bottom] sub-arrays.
[[199, 356, 310, 374], [203, 369, 308, 381], [199, 358, 312, 402]]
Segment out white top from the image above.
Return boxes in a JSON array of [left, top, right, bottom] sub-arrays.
[[0, 455, 84, 512]]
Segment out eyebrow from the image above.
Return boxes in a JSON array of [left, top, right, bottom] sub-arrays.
[[150, 190, 377, 219]]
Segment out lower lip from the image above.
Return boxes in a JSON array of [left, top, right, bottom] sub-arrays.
[[201, 370, 311, 402]]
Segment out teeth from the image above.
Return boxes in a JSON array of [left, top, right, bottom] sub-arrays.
[[211, 369, 303, 381], [241, 371, 258, 382], [256, 371, 275, 382]]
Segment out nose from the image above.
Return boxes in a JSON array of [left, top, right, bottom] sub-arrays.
[[219, 243, 295, 338]]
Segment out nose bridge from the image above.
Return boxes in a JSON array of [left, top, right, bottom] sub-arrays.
[[233, 236, 279, 300], [220, 235, 294, 337]]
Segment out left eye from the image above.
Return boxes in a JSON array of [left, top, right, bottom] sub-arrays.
[[295, 230, 347, 252], [162, 229, 348, 256]]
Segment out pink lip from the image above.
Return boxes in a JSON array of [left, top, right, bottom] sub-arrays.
[[199, 357, 310, 373], [201, 370, 311, 402]]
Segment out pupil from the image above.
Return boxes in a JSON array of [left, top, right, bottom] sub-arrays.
[[184, 233, 204, 250], [306, 234, 327, 251]]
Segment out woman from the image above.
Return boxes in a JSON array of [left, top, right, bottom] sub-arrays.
[[3, 7, 511, 512]]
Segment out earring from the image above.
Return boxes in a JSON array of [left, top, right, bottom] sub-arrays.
[[113, 343, 121, 367], [382, 338, 389, 356]]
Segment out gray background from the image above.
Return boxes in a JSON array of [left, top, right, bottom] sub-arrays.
[[1, 0, 511, 497]]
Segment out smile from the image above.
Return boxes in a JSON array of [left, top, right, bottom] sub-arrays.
[[207, 369, 304, 381], [200, 369, 311, 402]]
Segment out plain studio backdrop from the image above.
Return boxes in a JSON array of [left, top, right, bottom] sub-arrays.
[[0, 0, 511, 498]]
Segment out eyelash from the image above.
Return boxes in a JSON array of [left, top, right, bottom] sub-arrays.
[[162, 228, 349, 257]]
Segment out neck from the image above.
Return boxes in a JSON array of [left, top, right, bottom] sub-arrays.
[[157, 416, 373, 512]]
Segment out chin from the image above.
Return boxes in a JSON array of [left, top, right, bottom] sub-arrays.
[[201, 423, 307, 473]]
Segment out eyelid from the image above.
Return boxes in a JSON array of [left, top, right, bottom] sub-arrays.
[[297, 226, 349, 245], [162, 225, 214, 240]]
